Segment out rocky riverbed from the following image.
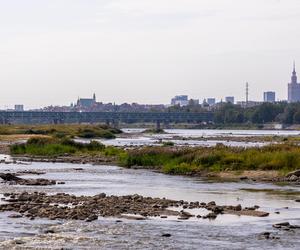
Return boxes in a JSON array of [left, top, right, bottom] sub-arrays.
[[0, 192, 269, 222]]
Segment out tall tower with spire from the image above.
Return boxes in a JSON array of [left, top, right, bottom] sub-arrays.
[[291, 61, 297, 84], [288, 61, 300, 103]]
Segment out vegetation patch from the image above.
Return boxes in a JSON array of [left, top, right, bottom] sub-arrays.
[[0, 124, 122, 139], [9, 137, 121, 157], [120, 144, 300, 175]]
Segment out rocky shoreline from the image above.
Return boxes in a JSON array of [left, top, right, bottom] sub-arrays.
[[0, 192, 269, 222]]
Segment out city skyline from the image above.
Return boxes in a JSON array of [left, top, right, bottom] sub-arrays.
[[2, 62, 296, 110], [1, 0, 300, 108]]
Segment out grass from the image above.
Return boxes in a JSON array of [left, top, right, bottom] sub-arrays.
[[119, 144, 300, 175], [10, 137, 122, 157], [0, 124, 122, 139]]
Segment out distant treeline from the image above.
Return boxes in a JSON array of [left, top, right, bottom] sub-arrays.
[[168, 102, 300, 125]]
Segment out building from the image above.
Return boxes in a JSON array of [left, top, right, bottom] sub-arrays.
[[14, 105, 24, 111], [263, 91, 275, 103], [225, 96, 234, 104], [77, 93, 96, 108], [288, 62, 300, 103], [171, 95, 189, 106], [206, 98, 216, 106], [237, 101, 261, 108], [189, 99, 200, 105]]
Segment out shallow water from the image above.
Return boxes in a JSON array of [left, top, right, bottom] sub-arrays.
[[0, 161, 300, 249], [80, 128, 290, 147]]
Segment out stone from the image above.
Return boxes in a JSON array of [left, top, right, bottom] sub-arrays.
[[8, 213, 22, 218], [161, 233, 171, 237], [203, 212, 217, 219], [286, 169, 300, 178], [289, 175, 299, 182], [85, 214, 98, 222]]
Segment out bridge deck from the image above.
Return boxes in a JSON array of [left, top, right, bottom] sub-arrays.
[[0, 111, 214, 125]]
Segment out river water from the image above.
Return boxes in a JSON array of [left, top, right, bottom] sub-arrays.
[[0, 160, 300, 249], [1, 129, 300, 249], [80, 128, 300, 148]]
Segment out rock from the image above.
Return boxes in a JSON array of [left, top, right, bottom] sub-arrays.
[[178, 216, 189, 220], [0, 173, 21, 182], [207, 201, 216, 206], [295, 200, 300, 202], [262, 232, 271, 239], [85, 214, 98, 222], [286, 169, 300, 178], [162, 233, 171, 237], [289, 175, 299, 182], [14, 240, 25, 245], [0, 173, 56, 186], [273, 222, 290, 228], [226, 209, 269, 217], [203, 212, 217, 219], [181, 211, 193, 218], [43, 229, 56, 234], [8, 213, 22, 218]]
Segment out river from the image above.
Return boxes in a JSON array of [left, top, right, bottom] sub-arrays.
[[0, 159, 299, 249], [78, 128, 300, 148]]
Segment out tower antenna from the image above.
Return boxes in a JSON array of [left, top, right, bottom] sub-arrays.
[[246, 82, 249, 106]]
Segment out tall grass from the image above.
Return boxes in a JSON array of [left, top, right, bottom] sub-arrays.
[[120, 144, 300, 174]]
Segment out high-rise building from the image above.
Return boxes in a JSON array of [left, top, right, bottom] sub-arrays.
[[225, 96, 234, 104], [263, 91, 275, 103], [206, 98, 216, 106], [288, 62, 300, 103], [171, 95, 189, 106], [14, 104, 24, 111]]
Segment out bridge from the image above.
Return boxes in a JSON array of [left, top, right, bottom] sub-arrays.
[[0, 111, 214, 128]]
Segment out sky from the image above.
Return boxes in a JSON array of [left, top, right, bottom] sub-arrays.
[[1, 0, 300, 109]]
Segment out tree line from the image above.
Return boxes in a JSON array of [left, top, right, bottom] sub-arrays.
[[168, 102, 300, 124]]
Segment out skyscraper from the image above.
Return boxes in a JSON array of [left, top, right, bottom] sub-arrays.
[[263, 92, 275, 103], [288, 62, 300, 102], [225, 96, 234, 104]]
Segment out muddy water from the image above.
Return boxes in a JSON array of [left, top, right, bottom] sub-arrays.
[[0, 161, 300, 249]]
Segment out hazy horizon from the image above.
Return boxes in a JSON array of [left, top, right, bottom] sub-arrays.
[[1, 0, 300, 109]]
